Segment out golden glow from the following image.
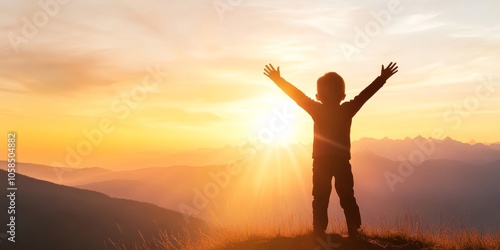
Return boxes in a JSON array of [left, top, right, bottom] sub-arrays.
[[0, 1, 499, 169]]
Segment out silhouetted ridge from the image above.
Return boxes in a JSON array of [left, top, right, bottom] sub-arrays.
[[0, 170, 205, 250]]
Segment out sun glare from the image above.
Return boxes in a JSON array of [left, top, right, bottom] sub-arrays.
[[270, 122, 297, 146], [249, 98, 303, 148]]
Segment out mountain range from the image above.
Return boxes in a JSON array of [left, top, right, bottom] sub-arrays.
[[2, 137, 499, 237]]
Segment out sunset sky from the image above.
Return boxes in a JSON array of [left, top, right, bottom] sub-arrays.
[[0, 0, 499, 169]]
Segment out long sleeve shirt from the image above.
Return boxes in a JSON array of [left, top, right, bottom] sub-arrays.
[[273, 76, 386, 159]]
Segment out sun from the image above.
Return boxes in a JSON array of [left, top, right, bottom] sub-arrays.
[[253, 121, 297, 147], [269, 123, 297, 146], [251, 102, 300, 147]]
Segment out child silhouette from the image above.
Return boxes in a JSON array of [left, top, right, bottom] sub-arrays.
[[263, 62, 398, 238]]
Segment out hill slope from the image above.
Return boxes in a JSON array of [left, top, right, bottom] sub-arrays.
[[0, 170, 205, 250], [220, 233, 426, 250]]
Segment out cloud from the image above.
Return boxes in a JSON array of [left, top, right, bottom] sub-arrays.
[[0, 49, 146, 94], [0, 0, 499, 156], [386, 11, 446, 35]]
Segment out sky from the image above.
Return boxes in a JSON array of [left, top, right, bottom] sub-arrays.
[[0, 0, 499, 169]]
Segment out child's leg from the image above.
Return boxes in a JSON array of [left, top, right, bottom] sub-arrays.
[[333, 161, 361, 233], [312, 157, 333, 232]]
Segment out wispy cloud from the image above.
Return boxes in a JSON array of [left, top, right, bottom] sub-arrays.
[[0, 49, 144, 93], [0, 0, 499, 166], [387, 12, 446, 34]]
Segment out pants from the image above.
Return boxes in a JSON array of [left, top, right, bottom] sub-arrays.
[[312, 156, 361, 231]]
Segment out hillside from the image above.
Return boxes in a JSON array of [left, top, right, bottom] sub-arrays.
[[0, 170, 206, 250], [219, 233, 426, 250], [197, 228, 500, 250]]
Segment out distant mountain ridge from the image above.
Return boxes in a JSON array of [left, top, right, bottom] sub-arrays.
[[142, 136, 500, 167], [5, 137, 495, 174], [0, 161, 113, 185], [351, 136, 500, 164]]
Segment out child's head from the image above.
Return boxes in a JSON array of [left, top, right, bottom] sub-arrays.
[[316, 72, 346, 104]]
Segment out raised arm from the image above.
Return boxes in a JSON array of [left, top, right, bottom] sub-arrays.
[[263, 64, 316, 110], [349, 62, 398, 115]]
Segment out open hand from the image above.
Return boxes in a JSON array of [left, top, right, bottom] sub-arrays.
[[380, 62, 398, 80], [264, 64, 281, 82]]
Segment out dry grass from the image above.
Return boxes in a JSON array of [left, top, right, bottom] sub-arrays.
[[111, 212, 500, 250], [363, 213, 500, 250]]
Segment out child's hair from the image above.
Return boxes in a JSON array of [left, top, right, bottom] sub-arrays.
[[317, 72, 345, 102]]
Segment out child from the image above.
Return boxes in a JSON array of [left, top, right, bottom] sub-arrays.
[[263, 62, 398, 238]]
